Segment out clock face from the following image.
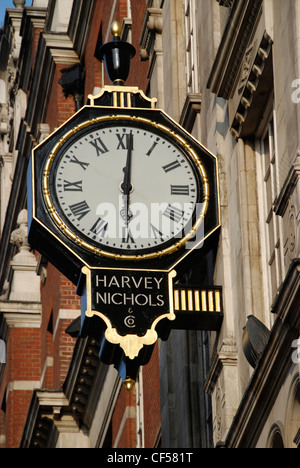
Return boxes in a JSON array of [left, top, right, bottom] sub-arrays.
[[44, 115, 209, 260]]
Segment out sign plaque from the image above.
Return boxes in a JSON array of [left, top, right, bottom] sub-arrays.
[[79, 267, 176, 359]]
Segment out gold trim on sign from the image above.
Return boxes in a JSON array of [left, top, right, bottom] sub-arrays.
[[87, 85, 157, 109], [42, 114, 210, 261]]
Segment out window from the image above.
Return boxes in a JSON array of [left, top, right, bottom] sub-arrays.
[[256, 112, 284, 308], [268, 426, 285, 448]]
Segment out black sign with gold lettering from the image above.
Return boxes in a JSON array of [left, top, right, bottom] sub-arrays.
[[79, 267, 176, 359]]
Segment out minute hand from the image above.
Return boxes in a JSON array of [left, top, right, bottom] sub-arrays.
[[122, 133, 133, 195]]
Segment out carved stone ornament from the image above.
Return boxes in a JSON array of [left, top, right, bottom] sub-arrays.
[[9, 209, 40, 302], [10, 209, 30, 252], [231, 32, 273, 138], [140, 1, 163, 61]]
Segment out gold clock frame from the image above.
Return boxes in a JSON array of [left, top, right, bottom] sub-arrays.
[[42, 114, 210, 262]]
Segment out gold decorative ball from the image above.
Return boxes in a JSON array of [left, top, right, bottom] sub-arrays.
[[111, 21, 122, 37]]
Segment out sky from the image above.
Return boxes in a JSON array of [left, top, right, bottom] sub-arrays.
[[0, 1, 32, 27]]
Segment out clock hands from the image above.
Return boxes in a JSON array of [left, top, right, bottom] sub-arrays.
[[120, 132, 134, 225]]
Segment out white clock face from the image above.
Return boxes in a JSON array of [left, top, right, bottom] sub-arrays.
[[48, 117, 208, 259]]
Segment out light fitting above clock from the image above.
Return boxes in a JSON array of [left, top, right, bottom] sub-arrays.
[[98, 21, 136, 86]]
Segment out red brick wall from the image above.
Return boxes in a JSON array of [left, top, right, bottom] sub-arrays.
[[0, 407, 5, 448], [143, 344, 161, 448], [6, 390, 33, 448], [40, 265, 79, 389], [84, 0, 103, 96], [9, 328, 41, 382], [45, 65, 76, 131], [111, 345, 162, 448], [112, 384, 137, 448], [127, 2, 149, 90], [3, 327, 41, 448]]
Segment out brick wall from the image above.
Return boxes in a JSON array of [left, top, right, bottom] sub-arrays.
[[40, 264, 79, 389], [45, 65, 76, 131], [84, 0, 103, 95], [143, 345, 161, 448], [0, 406, 5, 448], [112, 384, 137, 448], [4, 327, 41, 448], [111, 345, 161, 448]]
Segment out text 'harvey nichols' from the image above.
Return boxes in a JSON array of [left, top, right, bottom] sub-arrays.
[[94, 274, 166, 308]]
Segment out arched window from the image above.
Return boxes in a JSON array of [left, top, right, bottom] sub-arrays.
[[268, 425, 284, 448], [286, 374, 300, 448]]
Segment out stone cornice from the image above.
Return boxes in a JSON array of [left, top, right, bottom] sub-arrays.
[[20, 389, 71, 448], [230, 31, 273, 138], [204, 335, 237, 395], [67, 0, 97, 61], [139, 1, 163, 62], [21, 333, 121, 447], [0, 301, 41, 328], [207, 0, 263, 99], [179, 93, 202, 134]]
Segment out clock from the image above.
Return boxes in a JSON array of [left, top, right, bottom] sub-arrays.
[[42, 114, 210, 262]]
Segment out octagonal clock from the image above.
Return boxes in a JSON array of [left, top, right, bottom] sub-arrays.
[[28, 99, 220, 286]]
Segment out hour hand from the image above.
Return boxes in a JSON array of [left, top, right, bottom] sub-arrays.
[[120, 194, 133, 224]]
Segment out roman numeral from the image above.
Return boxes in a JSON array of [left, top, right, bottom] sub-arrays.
[[69, 155, 89, 171], [69, 201, 91, 220], [171, 185, 190, 196], [146, 141, 158, 156], [64, 180, 83, 192], [163, 204, 184, 223], [90, 218, 108, 238], [150, 224, 164, 241], [117, 132, 134, 150], [162, 160, 181, 173], [89, 137, 109, 156], [122, 227, 135, 244]]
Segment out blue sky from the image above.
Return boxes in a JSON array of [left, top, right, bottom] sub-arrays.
[[0, 1, 32, 27]]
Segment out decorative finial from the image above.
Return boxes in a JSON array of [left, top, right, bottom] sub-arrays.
[[13, 0, 25, 8], [99, 21, 136, 86], [124, 377, 135, 391], [111, 21, 122, 38]]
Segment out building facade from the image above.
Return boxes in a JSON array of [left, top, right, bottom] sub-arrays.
[[0, 0, 299, 449]]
